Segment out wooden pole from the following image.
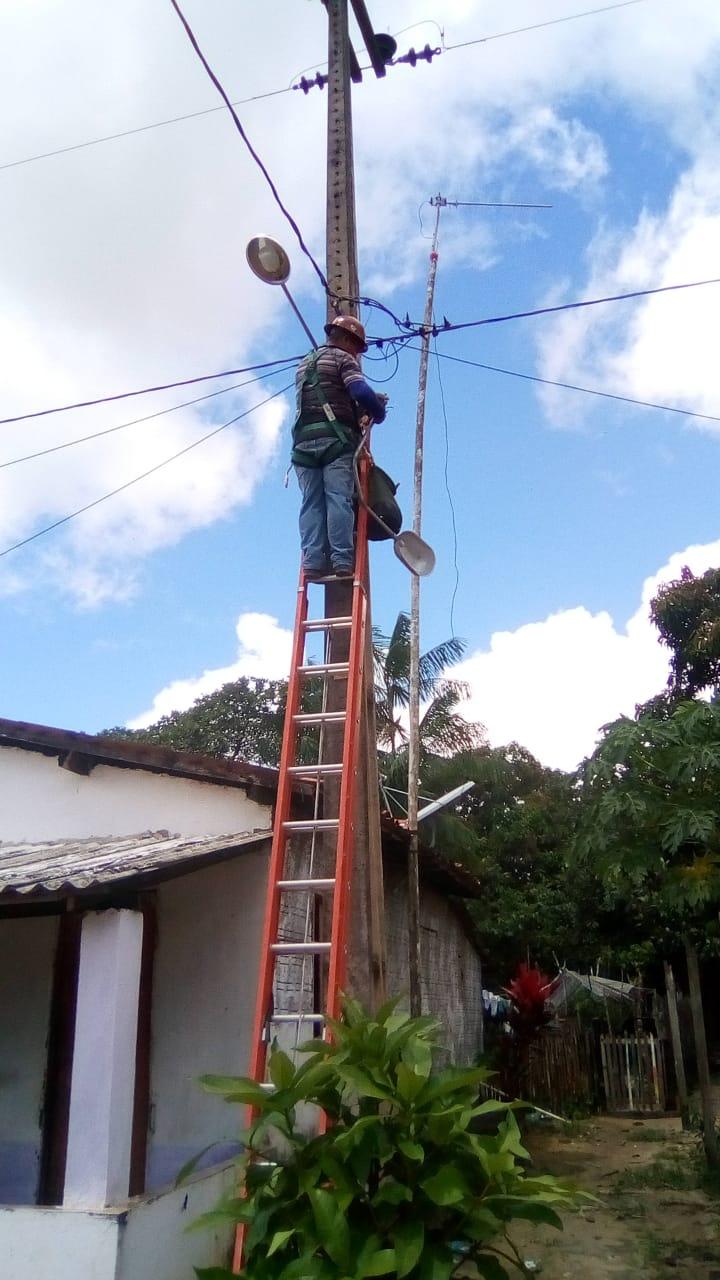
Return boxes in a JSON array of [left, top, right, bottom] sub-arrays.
[[323, 0, 386, 1014], [684, 939, 718, 1165], [663, 960, 690, 1129]]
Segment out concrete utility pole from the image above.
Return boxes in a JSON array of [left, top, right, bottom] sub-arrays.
[[322, 0, 386, 1012], [407, 195, 443, 1015]]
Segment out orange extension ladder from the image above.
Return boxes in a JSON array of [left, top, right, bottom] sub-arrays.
[[231, 454, 372, 1270]]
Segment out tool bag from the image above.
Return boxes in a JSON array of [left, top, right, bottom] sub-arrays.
[[367, 464, 402, 541]]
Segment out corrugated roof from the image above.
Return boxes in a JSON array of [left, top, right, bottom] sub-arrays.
[[0, 829, 271, 897]]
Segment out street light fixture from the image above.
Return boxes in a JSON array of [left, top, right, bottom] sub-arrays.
[[246, 235, 318, 348]]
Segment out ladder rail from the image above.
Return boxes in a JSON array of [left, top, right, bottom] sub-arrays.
[[326, 481, 370, 1018], [246, 577, 309, 1086]]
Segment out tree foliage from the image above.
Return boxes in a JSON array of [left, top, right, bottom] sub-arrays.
[[192, 1000, 585, 1280], [575, 700, 720, 953], [651, 565, 720, 700]]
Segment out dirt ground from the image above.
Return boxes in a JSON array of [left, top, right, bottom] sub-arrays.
[[511, 1113, 720, 1279]]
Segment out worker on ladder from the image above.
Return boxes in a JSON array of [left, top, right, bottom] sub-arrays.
[[292, 315, 388, 581]]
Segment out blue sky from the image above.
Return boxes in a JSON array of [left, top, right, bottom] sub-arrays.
[[2, 0, 720, 768]]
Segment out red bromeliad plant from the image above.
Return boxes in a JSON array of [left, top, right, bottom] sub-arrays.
[[500, 965, 552, 1098]]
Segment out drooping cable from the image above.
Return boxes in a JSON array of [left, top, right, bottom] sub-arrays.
[[0, 365, 297, 469], [0, 356, 302, 427], [0, 381, 293, 559], [167, 0, 329, 295]]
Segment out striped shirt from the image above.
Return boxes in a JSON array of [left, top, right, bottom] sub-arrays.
[[295, 345, 365, 432]]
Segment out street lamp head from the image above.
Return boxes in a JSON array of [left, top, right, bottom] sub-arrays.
[[246, 236, 291, 286], [393, 530, 436, 577]]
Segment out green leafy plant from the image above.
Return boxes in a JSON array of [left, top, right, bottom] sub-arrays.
[[191, 999, 587, 1280]]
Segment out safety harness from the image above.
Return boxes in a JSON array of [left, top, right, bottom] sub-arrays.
[[291, 348, 359, 468]]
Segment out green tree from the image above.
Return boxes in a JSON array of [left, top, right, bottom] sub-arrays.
[[575, 700, 720, 1165], [651, 565, 720, 700], [372, 614, 485, 807], [104, 676, 296, 766]]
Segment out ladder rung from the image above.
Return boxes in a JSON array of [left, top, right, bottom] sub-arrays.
[[298, 662, 350, 677], [287, 763, 342, 777], [271, 941, 332, 955], [303, 616, 352, 632], [293, 711, 346, 726], [276, 877, 336, 891], [271, 1012, 325, 1023], [283, 818, 339, 833]]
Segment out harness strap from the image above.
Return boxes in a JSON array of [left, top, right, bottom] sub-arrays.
[[292, 349, 359, 468]]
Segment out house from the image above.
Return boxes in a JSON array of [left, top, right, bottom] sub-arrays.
[[0, 717, 484, 1280]]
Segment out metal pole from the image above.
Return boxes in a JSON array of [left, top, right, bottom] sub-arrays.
[[407, 195, 443, 1016]]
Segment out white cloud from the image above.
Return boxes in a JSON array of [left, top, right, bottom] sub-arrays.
[[535, 141, 720, 428], [128, 540, 720, 770], [3, 0, 720, 603], [128, 611, 292, 727], [455, 539, 720, 771]]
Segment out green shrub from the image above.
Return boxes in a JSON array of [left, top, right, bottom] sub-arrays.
[[192, 999, 588, 1280]]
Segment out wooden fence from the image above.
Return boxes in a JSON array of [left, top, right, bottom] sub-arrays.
[[599, 1032, 667, 1113], [524, 1024, 595, 1114]]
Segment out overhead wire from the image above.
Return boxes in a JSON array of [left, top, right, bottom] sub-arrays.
[[422, 347, 720, 427], [0, 356, 302, 427], [444, 0, 648, 51], [0, 382, 294, 560], [367, 276, 720, 343], [0, 87, 291, 174], [0, 364, 297, 470], [167, 0, 329, 295], [0, 3, 649, 175]]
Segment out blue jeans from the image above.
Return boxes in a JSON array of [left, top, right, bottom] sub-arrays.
[[295, 443, 355, 571]]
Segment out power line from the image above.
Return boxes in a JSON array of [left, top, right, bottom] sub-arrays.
[[0, 365, 297, 470], [433, 334, 460, 637], [369, 276, 720, 342], [444, 0, 647, 51], [0, 87, 291, 174], [0, 356, 302, 427], [0, 382, 293, 560], [1, 3, 649, 176], [167, 0, 329, 295], [424, 346, 720, 426]]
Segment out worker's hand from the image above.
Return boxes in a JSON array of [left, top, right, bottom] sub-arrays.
[[377, 393, 389, 407]]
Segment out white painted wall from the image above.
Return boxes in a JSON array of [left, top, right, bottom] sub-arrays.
[[0, 1163, 236, 1280], [116, 1162, 237, 1280], [1, 1205, 119, 1280], [0, 916, 58, 1204], [64, 911, 144, 1209], [146, 851, 267, 1190], [0, 747, 270, 843]]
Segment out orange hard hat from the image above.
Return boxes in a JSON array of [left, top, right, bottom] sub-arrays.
[[324, 314, 368, 353]]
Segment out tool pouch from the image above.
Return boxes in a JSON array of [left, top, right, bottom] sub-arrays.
[[367, 464, 402, 541]]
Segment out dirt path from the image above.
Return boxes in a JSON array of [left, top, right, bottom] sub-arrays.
[[512, 1114, 720, 1278]]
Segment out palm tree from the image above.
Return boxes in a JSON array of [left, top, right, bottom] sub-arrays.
[[372, 613, 485, 813]]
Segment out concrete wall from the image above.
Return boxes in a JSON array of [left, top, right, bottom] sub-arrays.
[[0, 747, 269, 843], [384, 864, 483, 1065], [1, 1163, 235, 1280], [0, 916, 58, 1204], [146, 851, 267, 1190]]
